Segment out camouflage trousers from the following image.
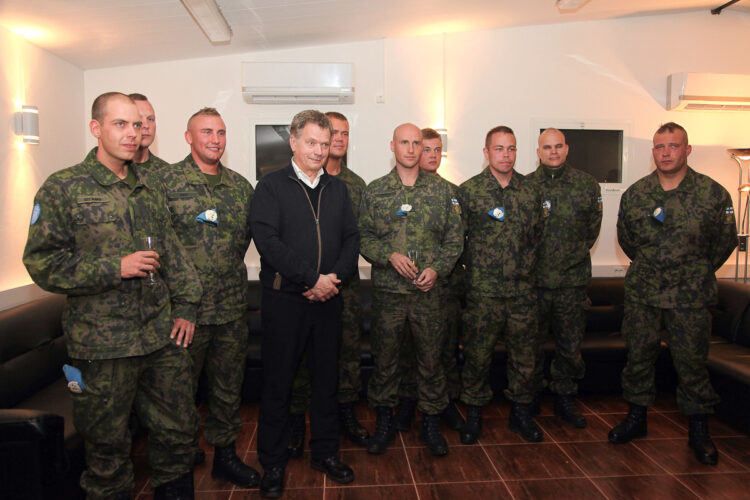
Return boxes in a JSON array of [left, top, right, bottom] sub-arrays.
[[290, 280, 363, 413], [533, 287, 588, 396], [397, 289, 461, 400], [368, 290, 448, 415], [621, 302, 719, 415], [189, 318, 249, 447], [460, 292, 539, 406], [71, 343, 199, 498]]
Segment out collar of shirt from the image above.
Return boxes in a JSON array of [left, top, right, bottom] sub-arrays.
[[292, 159, 324, 189]]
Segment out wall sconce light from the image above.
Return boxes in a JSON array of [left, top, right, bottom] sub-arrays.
[[436, 128, 448, 157], [729, 148, 750, 281], [14, 105, 39, 144]]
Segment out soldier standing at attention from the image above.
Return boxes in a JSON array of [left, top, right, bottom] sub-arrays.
[[527, 128, 602, 428], [609, 122, 737, 466], [458, 126, 545, 444], [394, 127, 465, 434], [128, 93, 171, 171], [23, 92, 202, 499], [288, 112, 370, 457], [159, 108, 259, 487], [360, 123, 464, 457]]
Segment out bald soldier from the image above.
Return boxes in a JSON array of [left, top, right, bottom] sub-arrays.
[[359, 123, 463, 456], [527, 128, 602, 429]]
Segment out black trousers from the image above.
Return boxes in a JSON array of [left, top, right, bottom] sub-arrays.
[[257, 289, 342, 468]]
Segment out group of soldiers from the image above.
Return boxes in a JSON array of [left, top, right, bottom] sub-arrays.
[[22, 90, 737, 500]]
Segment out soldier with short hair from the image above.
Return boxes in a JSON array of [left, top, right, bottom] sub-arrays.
[[128, 93, 170, 171], [360, 123, 464, 457], [23, 92, 202, 499], [458, 126, 545, 444], [609, 122, 737, 466], [159, 107, 259, 487], [527, 128, 602, 429]]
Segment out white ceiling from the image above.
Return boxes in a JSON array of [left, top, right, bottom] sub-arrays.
[[0, 0, 747, 69]]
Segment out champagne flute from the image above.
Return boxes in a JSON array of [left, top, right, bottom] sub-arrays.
[[143, 235, 159, 286], [407, 249, 419, 284]]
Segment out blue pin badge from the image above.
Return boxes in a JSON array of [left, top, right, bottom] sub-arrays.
[[196, 208, 218, 226], [652, 206, 664, 223], [62, 364, 86, 393], [488, 207, 505, 221], [396, 204, 412, 216], [542, 200, 551, 217]]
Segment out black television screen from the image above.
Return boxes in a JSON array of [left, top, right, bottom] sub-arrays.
[[256, 125, 292, 179], [540, 128, 623, 183]]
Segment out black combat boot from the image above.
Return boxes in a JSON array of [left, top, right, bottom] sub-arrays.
[[288, 413, 306, 458], [339, 402, 369, 446], [554, 395, 587, 428], [460, 405, 482, 444], [509, 402, 543, 442], [153, 472, 194, 500], [367, 406, 395, 454], [420, 414, 449, 456], [393, 397, 417, 432], [608, 403, 647, 444], [260, 466, 285, 499], [689, 414, 718, 465], [529, 394, 541, 417], [441, 400, 465, 431], [211, 442, 260, 487]]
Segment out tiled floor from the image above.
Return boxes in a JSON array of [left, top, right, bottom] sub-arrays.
[[132, 394, 749, 499]]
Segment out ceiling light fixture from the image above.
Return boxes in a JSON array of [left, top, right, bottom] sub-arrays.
[[556, 0, 591, 12], [181, 0, 232, 44]]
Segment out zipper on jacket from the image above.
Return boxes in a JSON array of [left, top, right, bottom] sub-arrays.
[[293, 178, 325, 274]]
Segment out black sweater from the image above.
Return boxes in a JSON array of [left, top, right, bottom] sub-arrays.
[[250, 163, 360, 295]]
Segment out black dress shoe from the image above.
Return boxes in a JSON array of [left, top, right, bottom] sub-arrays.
[[689, 414, 718, 465], [440, 401, 465, 431], [311, 455, 354, 484], [554, 395, 587, 429], [608, 403, 647, 444], [212, 442, 260, 488], [260, 466, 285, 499], [339, 402, 369, 446], [288, 413, 306, 458], [509, 402, 543, 442]]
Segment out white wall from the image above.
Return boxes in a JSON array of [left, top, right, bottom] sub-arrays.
[[0, 27, 85, 309], [83, 10, 750, 279]]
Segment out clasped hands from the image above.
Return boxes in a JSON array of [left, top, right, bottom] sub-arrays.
[[303, 273, 341, 302], [389, 252, 438, 292]]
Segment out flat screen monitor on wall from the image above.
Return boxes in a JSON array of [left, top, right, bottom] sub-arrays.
[[539, 128, 624, 184]]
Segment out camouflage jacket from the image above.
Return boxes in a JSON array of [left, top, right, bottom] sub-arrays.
[[332, 162, 366, 287], [359, 167, 463, 293], [527, 162, 602, 288], [159, 155, 253, 325], [617, 167, 737, 308], [23, 148, 202, 360], [136, 150, 170, 171], [458, 168, 543, 298], [435, 173, 466, 296]]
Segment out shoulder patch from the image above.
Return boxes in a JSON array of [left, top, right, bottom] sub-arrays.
[[30, 203, 41, 225]]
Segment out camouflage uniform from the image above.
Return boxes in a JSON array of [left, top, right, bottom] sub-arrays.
[[136, 151, 170, 172], [23, 148, 202, 498], [360, 168, 463, 415], [617, 167, 737, 415], [397, 175, 464, 401], [458, 168, 543, 406], [159, 154, 254, 446], [527, 163, 602, 396], [290, 162, 367, 413]]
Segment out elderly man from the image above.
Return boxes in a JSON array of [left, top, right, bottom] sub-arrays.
[[24, 92, 202, 499], [527, 128, 602, 428], [610, 122, 737, 466], [360, 123, 463, 457], [251, 110, 359, 498], [159, 108, 258, 487]]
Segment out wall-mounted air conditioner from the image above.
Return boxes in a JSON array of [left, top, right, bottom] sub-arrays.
[[667, 72, 750, 111], [241, 62, 354, 104]]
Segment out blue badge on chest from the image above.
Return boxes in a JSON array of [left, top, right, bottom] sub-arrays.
[[488, 207, 505, 221], [542, 200, 551, 217], [196, 209, 218, 226], [396, 204, 412, 216], [30, 203, 41, 225], [651, 206, 664, 223], [62, 364, 86, 393]]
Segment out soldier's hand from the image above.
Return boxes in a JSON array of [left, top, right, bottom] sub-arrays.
[[308, 274, 340, 302], [121, 251, 160, 279], [389, 252, 418, 280], [415, 267, 438, 292], [171, 318, 195, 347]]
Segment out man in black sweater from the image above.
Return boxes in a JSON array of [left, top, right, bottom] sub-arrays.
[[250, 110, 360, 498]]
